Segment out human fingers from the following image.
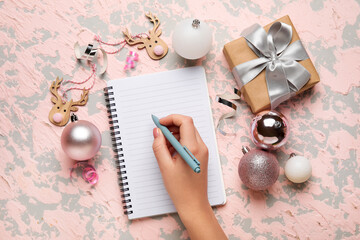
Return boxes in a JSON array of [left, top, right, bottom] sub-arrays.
[[194, 128, 205, 146], [169, 146, 176, 156], [192, 128, 209, 165], [152, 128, 172, 172], [167, 126, 179, 134], [160, 114, 198, 147]]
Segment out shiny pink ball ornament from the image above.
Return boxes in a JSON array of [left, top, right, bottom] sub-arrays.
[[238, 146, 279, 191], [61, 115, 102, 161], [250, 110, 289, 150]]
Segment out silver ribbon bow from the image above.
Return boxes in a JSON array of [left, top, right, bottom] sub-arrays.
[[233, 22, 311, 109]]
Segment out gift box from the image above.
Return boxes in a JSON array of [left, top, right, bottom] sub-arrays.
[[223, 15, 320, 113]]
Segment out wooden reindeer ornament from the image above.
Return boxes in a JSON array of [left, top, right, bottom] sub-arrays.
[[123, 12, 168, 60], [49, 77, 89, 127]]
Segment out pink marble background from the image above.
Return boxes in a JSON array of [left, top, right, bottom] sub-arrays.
[[0, 0, 359, 239]]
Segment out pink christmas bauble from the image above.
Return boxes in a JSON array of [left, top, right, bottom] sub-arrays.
[[238, 147, 279, 191], [250, 110, 289, 150], [61, 120, 102, 161]]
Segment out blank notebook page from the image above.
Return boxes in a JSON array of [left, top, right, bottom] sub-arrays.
[[107, 66, 226, 220]]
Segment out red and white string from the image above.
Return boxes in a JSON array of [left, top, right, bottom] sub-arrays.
[[60, 33, 147, 102], [94, 33, 149, 54], [59, 63, 97, 103]]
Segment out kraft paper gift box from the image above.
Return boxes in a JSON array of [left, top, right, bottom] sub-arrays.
[[223, 15, 320, 113]]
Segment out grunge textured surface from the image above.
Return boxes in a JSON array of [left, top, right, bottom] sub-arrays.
[[0, 0, 359, 239]]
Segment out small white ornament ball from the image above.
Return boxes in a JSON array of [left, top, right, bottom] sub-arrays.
[[285, 155, 312, 183], [172, 19, 212, 60]]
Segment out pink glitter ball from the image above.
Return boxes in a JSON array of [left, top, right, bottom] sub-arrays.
[[238, 147, 279, 191]]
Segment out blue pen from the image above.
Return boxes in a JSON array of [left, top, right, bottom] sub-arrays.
[[151, 114, 201, 173]]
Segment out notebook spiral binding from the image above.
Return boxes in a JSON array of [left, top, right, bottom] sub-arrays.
[[104, 86, 133, 216]]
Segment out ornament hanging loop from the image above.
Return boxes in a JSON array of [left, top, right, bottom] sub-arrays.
[[192, 19, 200, 28], [71, 113, 78, 122], [242, 146, 250, 154]]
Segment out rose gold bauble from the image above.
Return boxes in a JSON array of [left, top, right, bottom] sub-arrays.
[[250, 110, 289, 150], [238, 146, 279, 191], [61, 120, 102, 161]]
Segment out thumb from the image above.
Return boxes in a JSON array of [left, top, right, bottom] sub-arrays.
[[152, 128, 172, 170]]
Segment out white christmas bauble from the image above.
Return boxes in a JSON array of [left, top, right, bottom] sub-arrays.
[[172, 19, 212, 60], [285, 155, 312, 183]]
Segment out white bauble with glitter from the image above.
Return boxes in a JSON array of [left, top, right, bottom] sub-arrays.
[[172, 19, 212, 60], [285, 155, 312, 183]]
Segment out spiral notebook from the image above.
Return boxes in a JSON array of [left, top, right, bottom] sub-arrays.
[[104, 66, 226, 220]]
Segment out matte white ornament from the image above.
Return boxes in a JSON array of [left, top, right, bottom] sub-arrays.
[[172, 19, 212, 60], [285, 154, 312, 183]]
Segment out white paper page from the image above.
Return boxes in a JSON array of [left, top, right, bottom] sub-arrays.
[[107, 67, 226, 220]]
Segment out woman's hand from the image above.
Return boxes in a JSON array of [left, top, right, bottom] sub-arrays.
[[152, 114, 209, 214], [152, 114, 227, 240]]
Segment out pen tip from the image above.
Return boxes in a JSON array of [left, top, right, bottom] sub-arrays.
[[151, 114, 158, 122]]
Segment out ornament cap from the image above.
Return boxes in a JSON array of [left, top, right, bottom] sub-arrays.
[[242, 146, 250, 154], [71, 113, 78, 122], [192, 19, 200, 28]]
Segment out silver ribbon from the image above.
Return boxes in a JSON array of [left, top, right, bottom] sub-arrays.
[[74, 42, 108, 75], [215, 88, 241, 127], [232, 22, 311, 109]]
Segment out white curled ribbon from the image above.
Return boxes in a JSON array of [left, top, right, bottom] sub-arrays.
[[74, 42, 108, 75]]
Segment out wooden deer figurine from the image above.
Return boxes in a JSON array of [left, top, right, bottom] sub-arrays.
[[48, 77, 89, 127], [123, 12, 168, 60]]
